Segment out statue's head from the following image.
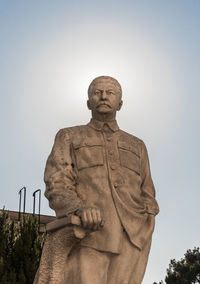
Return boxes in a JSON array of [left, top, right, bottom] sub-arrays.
[[88, 76, 122, 98], [87, 76, 123, 117]]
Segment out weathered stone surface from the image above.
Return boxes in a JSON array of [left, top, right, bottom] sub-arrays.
[[34, 76, 159, 284]]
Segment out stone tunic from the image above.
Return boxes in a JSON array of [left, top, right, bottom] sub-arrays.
[[44, 119, 159, 253]]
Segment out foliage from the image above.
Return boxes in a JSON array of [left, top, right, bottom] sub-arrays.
[[0, 209, 45, 284], [153, 247, 200, 284]]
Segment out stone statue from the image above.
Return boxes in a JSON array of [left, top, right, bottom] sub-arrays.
[[34, 76, 159, 284]]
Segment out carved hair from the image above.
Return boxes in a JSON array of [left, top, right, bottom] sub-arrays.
[[88, 76, 122, 97]]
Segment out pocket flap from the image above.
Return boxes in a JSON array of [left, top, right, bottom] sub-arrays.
[[118, 141, 139, 157], [85, 140, 103, 147], [73, 139, 102, 149], [73, 141, 85, 149]]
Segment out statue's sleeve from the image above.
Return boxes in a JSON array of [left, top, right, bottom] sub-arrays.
[[44, 128, 84, 218], [140, 141, 159, 216]]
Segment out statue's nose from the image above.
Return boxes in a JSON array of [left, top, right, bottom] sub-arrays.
[[101, 90, 107, 99]]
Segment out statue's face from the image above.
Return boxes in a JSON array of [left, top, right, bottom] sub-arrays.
[[87, 79, 122, 114]]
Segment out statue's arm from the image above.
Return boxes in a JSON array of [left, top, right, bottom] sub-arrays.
[[140, 141, 159, 216], [44, 129, 84, 218]]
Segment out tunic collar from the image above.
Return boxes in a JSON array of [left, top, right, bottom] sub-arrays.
[[87, 118, 119, 132]]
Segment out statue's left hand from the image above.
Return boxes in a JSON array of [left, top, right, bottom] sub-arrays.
[[75, 207, 104, 231]]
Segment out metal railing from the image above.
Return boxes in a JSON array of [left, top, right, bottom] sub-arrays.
[[18, 187, 42, 232], [18, 187, 26, 221], [33, 189, 41, 230]]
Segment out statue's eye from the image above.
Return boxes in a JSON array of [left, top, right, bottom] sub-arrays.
[[94, 90, 101, 95], [108, 91, 114, 95]]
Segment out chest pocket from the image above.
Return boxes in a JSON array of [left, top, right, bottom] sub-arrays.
[[73, 140, 104, 170], [118, 141, 140, 175]]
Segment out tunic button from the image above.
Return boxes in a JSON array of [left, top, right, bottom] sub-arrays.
[[107, 137, 111, 141], [114, 183, 118, 188], [110, 165, 116, 170], [108, 150, 113, 155]]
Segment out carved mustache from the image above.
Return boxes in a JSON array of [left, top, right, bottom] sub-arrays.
[[97, 102, 111, 108]]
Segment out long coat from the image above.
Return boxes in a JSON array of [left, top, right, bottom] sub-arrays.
[[34, 119, 159, 283]]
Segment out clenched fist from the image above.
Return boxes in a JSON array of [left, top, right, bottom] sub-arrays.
[[76, 207, 104, 231]]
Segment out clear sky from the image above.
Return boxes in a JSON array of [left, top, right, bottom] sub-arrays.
[[0, 0, 200, 283]]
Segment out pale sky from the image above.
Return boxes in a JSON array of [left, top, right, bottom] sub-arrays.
[[0, 1, 200, 283]]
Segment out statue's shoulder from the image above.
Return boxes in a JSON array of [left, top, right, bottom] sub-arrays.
[[55, 125, 87, 141], [119, 129, 143, 145]]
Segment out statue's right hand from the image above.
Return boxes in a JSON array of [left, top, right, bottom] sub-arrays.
[[76, 207, 104, 231]]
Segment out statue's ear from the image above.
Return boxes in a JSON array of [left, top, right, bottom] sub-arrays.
[[117, 100, 123, 111], [87, 100, 91, 110]]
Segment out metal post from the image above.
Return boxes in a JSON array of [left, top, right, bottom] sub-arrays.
[[18, 187, 26, 221], [23, 187, 26, 214], [38, 190, 41, 227], [18, 190, 22, 221], [32, 189, 41, 231], [33, 194, 36, 216]]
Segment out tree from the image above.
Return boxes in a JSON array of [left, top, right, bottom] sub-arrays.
[[153, 247, 200, 284], [0, 209, 16, 282], [0, 209, 45, 284], [13, 216, 44, 283]]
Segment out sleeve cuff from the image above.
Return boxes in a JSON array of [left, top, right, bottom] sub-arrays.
[[144, 203, 159, 215]]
